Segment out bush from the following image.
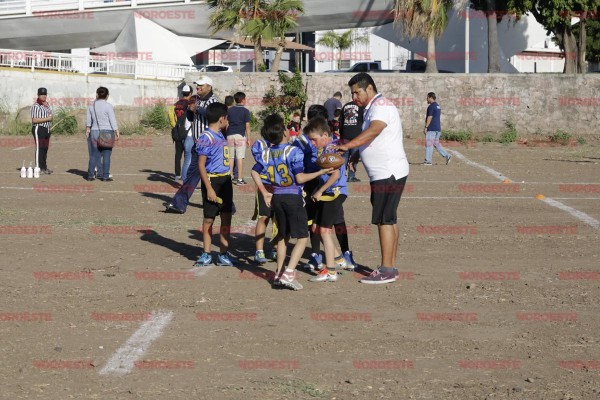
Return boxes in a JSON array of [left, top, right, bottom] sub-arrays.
[[499, 120, 518, 143], [440, 129, 473, 143], [0, 116, 30, 135], [577, 137, 586, 145], [549, 130, 572, 145], [52, 108, 78, 135], [480, 134, 495, 142], [119, 121, 144, 136], [258, 71, 306, 121], [141, 104, 170, 130]]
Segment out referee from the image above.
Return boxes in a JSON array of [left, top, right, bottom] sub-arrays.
[[164, 76, 219, 213], [31, 87, 53, 174]]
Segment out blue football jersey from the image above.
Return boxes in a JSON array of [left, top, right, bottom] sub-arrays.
[[318, 140, 348, 196], [292, 133, 319, 173], [265, 143, 304, 195], [196, 128, 230, 174], [251, 138, 271, 185]]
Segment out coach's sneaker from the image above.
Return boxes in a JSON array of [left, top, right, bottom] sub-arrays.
[[255, 250, 269, 264], [446, 154, 452, 165], [359, 267, 399, 284], [217, 252, 234, 266], [303, 253, 324, 272], [194, 252, 213, 267], [279, 269, 303, 290], [342, 251, 357, 271], [309, 268, 338, 282]]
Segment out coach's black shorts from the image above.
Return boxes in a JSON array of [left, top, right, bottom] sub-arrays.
[[303, 178, 320, 224], [370, 175, 407, 225], [272, 194, 308, 239], [254, 185, 274, 218], [201, 175, 233, 219], [315, 194, 347, 228]]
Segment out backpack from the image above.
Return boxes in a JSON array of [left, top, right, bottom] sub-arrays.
[[171, 106, 191, 142]]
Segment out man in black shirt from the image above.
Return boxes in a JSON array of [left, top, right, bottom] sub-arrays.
[[339, 100, 364, 182]]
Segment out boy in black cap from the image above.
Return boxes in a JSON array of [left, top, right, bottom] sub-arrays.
[[31, 87, 53, 174]]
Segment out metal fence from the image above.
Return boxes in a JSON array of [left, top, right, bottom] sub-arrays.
[[0, 49, 194, 80]]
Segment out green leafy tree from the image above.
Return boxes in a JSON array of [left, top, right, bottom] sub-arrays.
[[207, 0, 303, 72], [507, 0, 600, 73], [316, 30, 370, 69], [394, 0, 467, 73]]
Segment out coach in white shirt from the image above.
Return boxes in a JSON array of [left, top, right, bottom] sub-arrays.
[[335, 73, 409, 285]]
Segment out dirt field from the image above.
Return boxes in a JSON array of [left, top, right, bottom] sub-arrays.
[[1, 134, 599, 400]]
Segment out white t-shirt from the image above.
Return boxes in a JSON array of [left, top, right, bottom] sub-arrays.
[[359, 94, 409, 181]]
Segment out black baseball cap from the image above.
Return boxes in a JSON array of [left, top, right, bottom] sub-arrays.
[[37, 87, 48, 96]]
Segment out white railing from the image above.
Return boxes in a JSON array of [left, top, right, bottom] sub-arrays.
[[0, 0, 197, 17], [0, 49, 194, 80]]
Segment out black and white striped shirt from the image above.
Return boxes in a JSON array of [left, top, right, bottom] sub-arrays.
[[191, 92, 219, 142], [31, 102, 52, 129]]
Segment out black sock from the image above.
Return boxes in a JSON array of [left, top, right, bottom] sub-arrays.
[[310, 230, 320, 252], [334, 222, 349, 253]]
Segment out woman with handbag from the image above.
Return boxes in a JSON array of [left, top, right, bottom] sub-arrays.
[[85, 86, 119, 181]]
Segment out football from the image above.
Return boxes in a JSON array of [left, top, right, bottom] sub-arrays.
[[316, 152, 345, 169]]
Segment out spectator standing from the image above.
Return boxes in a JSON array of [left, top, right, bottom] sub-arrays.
[[172, 84, 193, 180], [226, 92, 251, 185], [339, 100, 364, 182], [86, 86, 120, 181], [323, 91, 342, 120], [423, 92, 451, 165]]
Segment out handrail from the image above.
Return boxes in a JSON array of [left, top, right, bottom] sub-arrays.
[[0, 0, 198, 17], [0, 48, 194, 81]]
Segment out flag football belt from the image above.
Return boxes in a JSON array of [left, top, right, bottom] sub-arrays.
[[303, 186, 341, 202], [208, 172, 231, 178]]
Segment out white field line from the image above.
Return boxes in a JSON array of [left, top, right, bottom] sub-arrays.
[[540, 197, 600, 230], [448, 150, 600, 231], [99, 310, 174, 376]]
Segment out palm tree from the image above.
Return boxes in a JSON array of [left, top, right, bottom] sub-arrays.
[[317, 30, 370, 69], [394, 0, 466, 73], [207, 0, 303, 72]]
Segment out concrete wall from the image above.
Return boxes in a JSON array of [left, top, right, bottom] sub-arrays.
[[1, 69, 598, 136]]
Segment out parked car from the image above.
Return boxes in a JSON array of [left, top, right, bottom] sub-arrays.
[[196, 64, 233, 72], [325, 60, 453, 73]]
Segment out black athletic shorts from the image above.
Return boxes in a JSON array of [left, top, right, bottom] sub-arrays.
[[272, 194, 309, 239], [201, 175, 233, 219], [370, 175, 407, 225], [254, 185, 274, 218], [315, 194, 347, 228], [303, 178, 320, 224]]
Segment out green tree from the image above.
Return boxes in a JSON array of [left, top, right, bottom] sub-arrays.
[[469, 0, 512, 72], [507, 0, 600, 73], [207, 0, 303, 72], [316, 30, 370, 69], [394, 0, 466, 73]]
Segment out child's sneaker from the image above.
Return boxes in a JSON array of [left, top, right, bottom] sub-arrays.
[[342, 251, 357, 271], [279, 269, 303, 290], [216, 252, 234, 266], [359, 267, 399, 284], [309, 268, 338, 282], [303, 253, 323, 271], [269, 249, 277, 261], [335, 255, 349, 270], [194, 252, 212, 267], [255, 250, 269, 264]]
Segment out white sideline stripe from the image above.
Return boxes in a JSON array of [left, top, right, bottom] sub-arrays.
[[99, 310, 174, 376], [190, 265, 214, 277], [541, 197, 600, 230], [448, 150, 510, 182], [12, 146, 27, 151], [450, 150, 600, 231]]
